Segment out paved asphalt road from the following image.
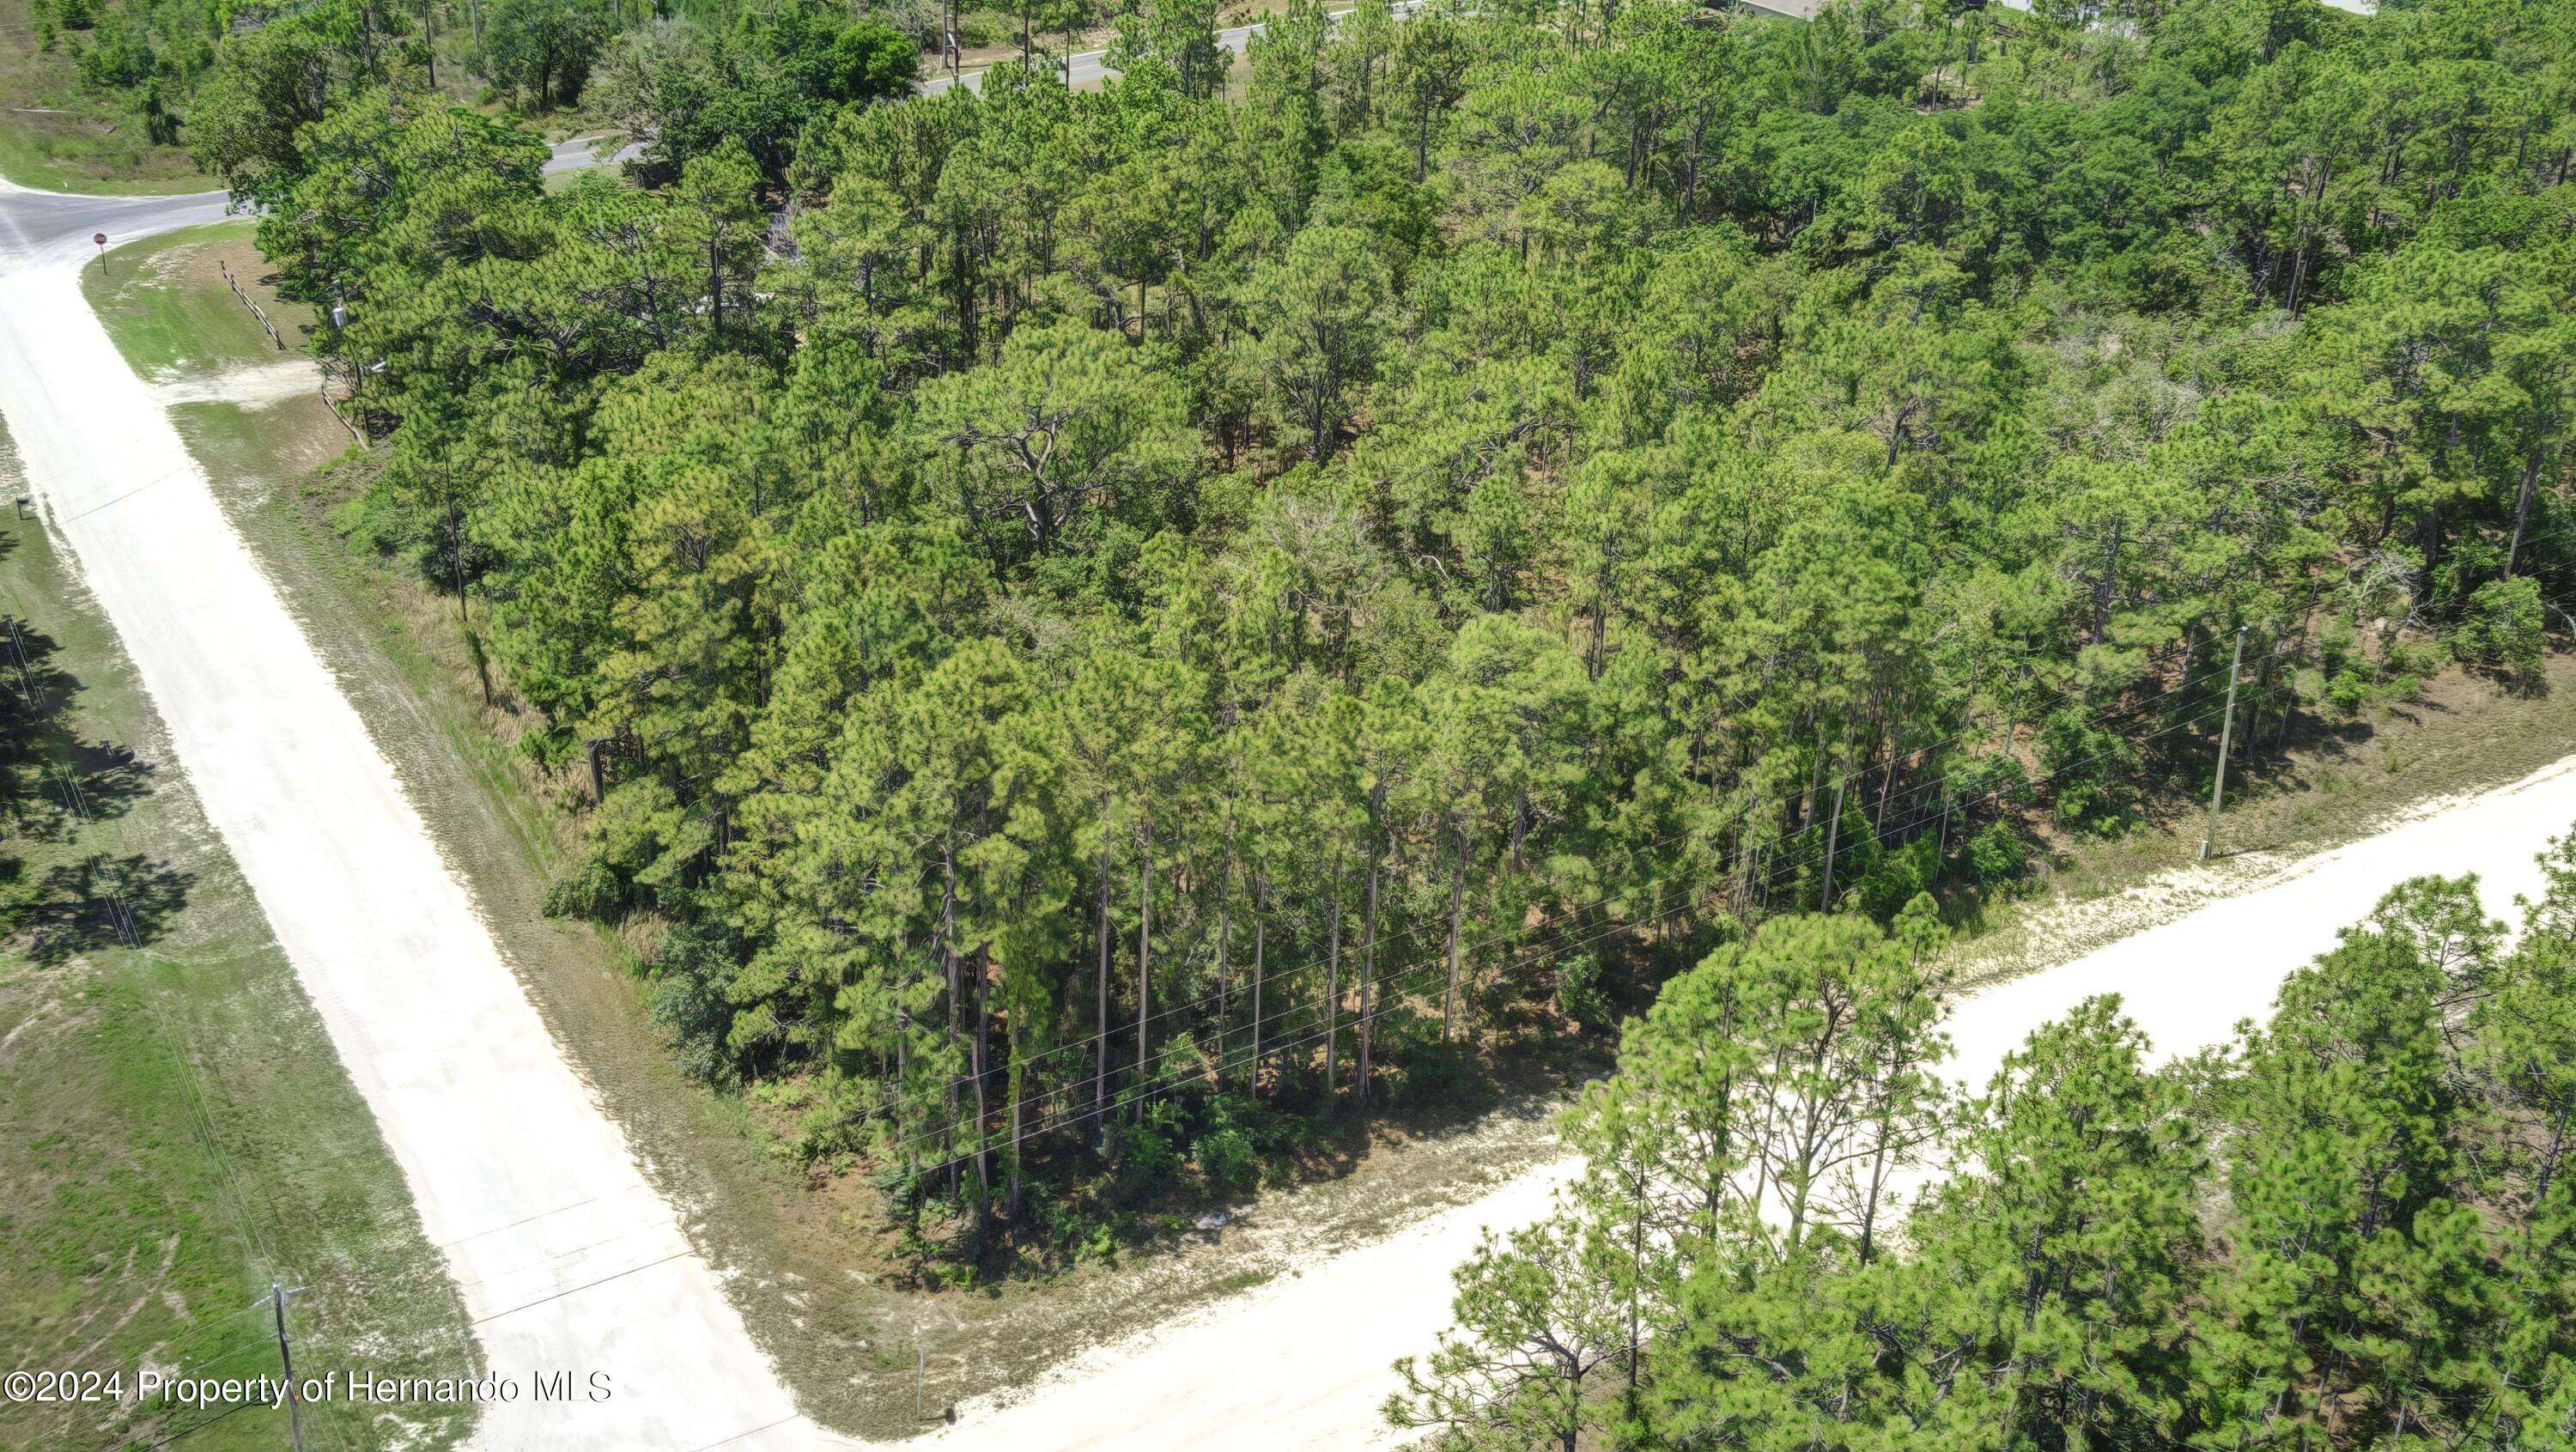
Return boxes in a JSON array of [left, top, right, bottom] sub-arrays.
[[0, 136, 637, 264]]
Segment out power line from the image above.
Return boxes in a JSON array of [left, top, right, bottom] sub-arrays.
[[125, 1396, 258, 1450], [465, 1249, 692, 1327], [823, 616, 2289, 1137], [888, 524, 2576, 1155], [884, 630, 2300, 1160], [884, 681, 2272, 1175]]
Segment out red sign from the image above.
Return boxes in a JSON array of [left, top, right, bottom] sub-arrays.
[[93, 233, 106, 246]]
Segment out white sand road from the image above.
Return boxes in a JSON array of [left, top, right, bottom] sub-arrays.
[[909, 755, 2576, 1452], [0, 182, 826, 1449]]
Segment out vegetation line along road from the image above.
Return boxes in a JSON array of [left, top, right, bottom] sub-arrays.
[[0, 215, 814, 1446], [173, 0, 2571, 1280], [7, 0, 2576, 1442], [923, 756, 2576, 1450], [0, 426, 473, 1449]]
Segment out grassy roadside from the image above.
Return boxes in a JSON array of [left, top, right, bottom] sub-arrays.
[[0, 0, 210, 194], [0, 434, 472, 1449], [81, 224, 306, 374]]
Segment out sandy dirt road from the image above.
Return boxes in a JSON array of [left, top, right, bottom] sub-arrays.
[[0, 187, 824, 1450]]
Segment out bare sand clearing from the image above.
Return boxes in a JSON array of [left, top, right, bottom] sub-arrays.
[[149, 356, 321, 408], [0, 246, 823, 1448]]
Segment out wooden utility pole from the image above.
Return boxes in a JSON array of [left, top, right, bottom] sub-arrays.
[[1819, 774, 1846, 908], [1134, 825, 1151, 1117], [271, 1283, 306, 1452], [2199, 626, 2250, 862]]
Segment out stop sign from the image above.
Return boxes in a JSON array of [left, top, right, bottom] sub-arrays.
[[93, 233, 105, 246]]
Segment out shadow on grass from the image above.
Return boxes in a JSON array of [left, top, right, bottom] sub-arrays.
[[1, 611, 191, 961]]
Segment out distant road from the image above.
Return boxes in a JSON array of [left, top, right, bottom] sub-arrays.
[[0, 135, 635, 260], [0, 174, 230, 258]]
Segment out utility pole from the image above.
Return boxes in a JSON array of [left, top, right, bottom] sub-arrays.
[[1819, 774, 1846, 908], [2199, 625, 2249, 862], [270, 1283, 307, 1452]]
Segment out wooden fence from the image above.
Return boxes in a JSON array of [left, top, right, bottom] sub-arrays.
[[320, 385, 369, 449], [212, 257, 369, 448], [216, 258, 287, 350]]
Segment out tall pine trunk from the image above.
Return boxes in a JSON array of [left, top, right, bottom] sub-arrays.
[[941, 846, 961, 1200], [2506, 435, 2547, 576], [1215, 854, 1232, 1088], [1250, 880, 1267, 1094], [969, 951, 991, 1217], [1442, 826, 1468, 1043], [1006, 1014, 1024, 1221], [1358, 846, 1381, 1104]]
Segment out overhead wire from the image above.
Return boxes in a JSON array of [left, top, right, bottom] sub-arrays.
[[821, 617, 2293, 1139], [886, 680, 2272, 1175], [875, 522, 2576, 1167]]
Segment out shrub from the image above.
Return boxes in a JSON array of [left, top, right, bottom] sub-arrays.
[[1108, 1104, 1185, 1203], [2038, 704, 2140, 834], [543, 856, 624, 919], [1856, 833, 1940, 921], [647, 926, 743, 1086], [1192, 1127, 1259, 1197], [1030, 1196, 1120, 1263], [2454, 576, 2545, 687], [1967, 821, 2026, 891], [1556, 951, 1614, 1031]]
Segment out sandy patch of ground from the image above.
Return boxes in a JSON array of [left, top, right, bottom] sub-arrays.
[[151, 358, 319, 409]]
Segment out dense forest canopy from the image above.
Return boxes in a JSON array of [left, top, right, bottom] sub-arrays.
[[21, 0, 917, 155], [177, 0, 2576, 1259]]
